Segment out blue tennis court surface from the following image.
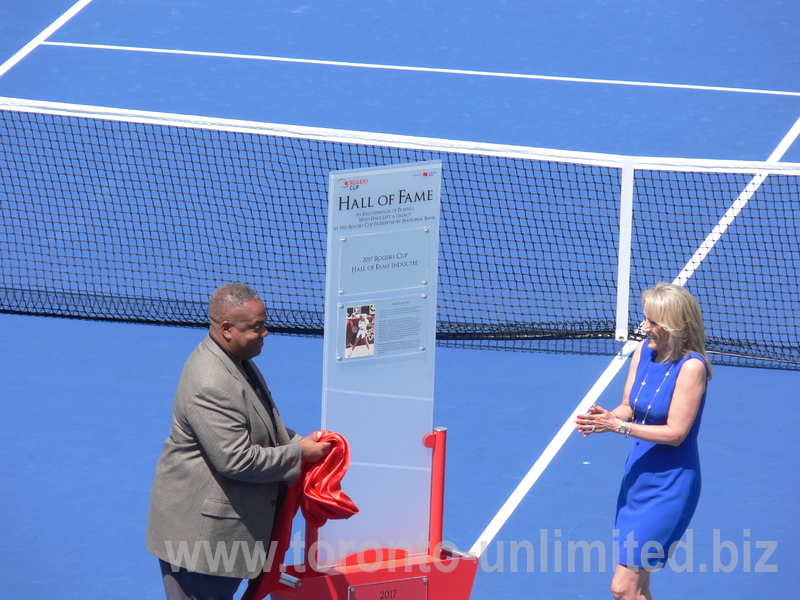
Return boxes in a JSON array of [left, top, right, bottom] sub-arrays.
[[3, 0, 800, 160], [1, 1, 798, 599]]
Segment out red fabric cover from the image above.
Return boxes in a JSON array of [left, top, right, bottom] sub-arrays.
[[242, 431, 358, 600]]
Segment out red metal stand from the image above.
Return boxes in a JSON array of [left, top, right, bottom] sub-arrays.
[[270, 426, 478, 600], [423, 427, 447, 555]]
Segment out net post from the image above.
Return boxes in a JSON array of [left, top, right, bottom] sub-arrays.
[[615, 157, 635, 342]]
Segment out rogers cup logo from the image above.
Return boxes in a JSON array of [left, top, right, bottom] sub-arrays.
[[340, 178, 369, 190]]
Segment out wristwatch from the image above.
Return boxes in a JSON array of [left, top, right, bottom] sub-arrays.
[[616, 422, 627, 434]]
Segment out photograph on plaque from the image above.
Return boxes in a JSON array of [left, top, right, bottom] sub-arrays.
[[339, 296, 430, 361], [344, 304, 376, 359]]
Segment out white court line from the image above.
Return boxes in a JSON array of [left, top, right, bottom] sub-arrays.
[[469, 115, 800, 558], [673, 114, 800, 286], [40, 40, 800, 99], [0, 0, 95, 79], [468, 341, 638, 557]]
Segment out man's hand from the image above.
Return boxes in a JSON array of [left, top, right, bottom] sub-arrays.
[[298, 432, 332, 463]]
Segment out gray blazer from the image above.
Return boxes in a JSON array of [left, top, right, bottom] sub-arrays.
[[146, 335, 303, 578]]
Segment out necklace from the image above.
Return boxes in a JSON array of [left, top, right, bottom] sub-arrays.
[[630, 361, 675, 424]]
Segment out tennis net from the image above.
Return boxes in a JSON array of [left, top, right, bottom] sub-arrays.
[[1, 98, 798, 368]]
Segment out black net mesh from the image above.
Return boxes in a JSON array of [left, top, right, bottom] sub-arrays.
[[1, 107, 797, 368]]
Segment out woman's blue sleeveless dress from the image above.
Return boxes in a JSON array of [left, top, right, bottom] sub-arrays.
[[615, 342, 708, 568]]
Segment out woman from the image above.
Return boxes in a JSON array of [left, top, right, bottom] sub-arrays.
[[575, 282, 712, 600], [347, 314, 372, 357]]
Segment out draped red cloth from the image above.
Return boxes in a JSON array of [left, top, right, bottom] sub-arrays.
[[242, 431, 358, 600]]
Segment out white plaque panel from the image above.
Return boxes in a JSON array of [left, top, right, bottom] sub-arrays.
[[321, 161, 442, 563]]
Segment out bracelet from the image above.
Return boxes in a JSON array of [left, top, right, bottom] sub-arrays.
[[625, 422, 632, 437]]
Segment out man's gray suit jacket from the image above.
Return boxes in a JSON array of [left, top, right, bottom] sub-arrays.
[[146, 334, 303, 579]]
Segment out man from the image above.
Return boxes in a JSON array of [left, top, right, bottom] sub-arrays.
[[146, 282, 330, 600]]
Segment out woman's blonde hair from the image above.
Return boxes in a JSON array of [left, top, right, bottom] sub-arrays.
[[642, 282, 712, 378]]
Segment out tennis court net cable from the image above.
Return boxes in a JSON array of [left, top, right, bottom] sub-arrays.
[[1, 97, 798, 369]]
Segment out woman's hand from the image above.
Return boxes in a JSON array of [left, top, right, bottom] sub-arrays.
[[575, 404, 623, 437]]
